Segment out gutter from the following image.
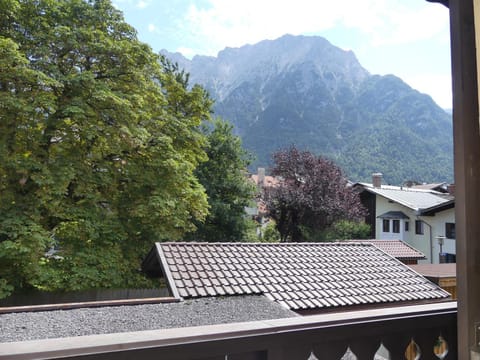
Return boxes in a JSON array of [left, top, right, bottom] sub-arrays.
[[417, 215, 434, 264]]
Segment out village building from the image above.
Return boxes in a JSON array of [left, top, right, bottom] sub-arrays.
[[247, 167, 279, 223], [354, 173, 455, 264]]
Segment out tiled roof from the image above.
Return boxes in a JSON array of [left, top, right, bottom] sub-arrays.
[[345, 239, 425, 260], [409, 264, 456, 278], [144, 242, 449, 311], [355, 183, 453, 212]]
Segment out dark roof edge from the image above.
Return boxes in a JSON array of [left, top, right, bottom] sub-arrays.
[[155, 242, 182, 300], [419, 200, 455, 216], [354, 186, 418, 210], [426, 0, 449, 8], [377, 211, 410, 219], [398, 240, 427, 259]]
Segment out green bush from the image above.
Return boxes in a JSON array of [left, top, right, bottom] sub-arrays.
[[323, 220, 371, 241]]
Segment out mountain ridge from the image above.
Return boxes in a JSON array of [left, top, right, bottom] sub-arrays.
[[161, 34, 453, 185]]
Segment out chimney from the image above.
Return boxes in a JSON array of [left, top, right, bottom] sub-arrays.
[[257, 167, 265, 186], [447, 184, 455, 195], [372, 173, 383, 188]]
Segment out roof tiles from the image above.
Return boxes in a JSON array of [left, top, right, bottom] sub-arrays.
[[147, 242, 450, 311], [345, 239, 426, 260]]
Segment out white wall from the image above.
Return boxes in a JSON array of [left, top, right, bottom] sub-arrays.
[[375, 197, 415, 242], [378, 218, 408, 240], [418, 208, 456, 264], [375, 196, 455, 264]]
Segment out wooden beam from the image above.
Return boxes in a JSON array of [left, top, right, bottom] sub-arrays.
[[449, 0, 480, 357], [155, 242, 182, 300], [426, 0, 450, 7], [0, 297, 179, 314]]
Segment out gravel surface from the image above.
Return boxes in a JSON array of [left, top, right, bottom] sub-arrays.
[[0, 295, 297, 343]]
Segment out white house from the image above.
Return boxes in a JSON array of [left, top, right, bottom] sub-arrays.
[[354, 173, 455, 264]]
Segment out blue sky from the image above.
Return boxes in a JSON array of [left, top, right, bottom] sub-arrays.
[[113, 0, 452, 109]]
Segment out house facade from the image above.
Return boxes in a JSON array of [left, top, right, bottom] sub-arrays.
[[354, 174, 455, 264]]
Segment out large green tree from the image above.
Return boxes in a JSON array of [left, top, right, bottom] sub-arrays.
[[189, 119, 255, 242], [0, 0, 211, 297]]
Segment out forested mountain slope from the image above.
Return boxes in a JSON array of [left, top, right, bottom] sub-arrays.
[[163, 34, 453, 184]]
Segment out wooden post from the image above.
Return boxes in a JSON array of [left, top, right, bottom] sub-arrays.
[[449, 0, 480, 357]]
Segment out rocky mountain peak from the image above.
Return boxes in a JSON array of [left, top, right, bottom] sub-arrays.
[[161, 35, 452, 184]]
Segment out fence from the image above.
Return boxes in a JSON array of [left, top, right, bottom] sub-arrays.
[[0, 288, 168, 307]]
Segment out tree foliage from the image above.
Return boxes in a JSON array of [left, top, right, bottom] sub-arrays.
[[263, 146, 366, 242], [0, 0, 212, 297], [260, 221, 281, 243], [188, 119, 255, 242], [322, 220, 371, 241]]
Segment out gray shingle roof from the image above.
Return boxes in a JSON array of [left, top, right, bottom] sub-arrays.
[[345, 239, 426, 260], [357, 184, 453, 212], [144, 242, 449, 311]]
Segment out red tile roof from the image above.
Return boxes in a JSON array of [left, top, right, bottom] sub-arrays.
[[250, 174, 279, 187], [344, 239, 426, 260], [409, 263, 456, 278], [144, 242, 449, 311]]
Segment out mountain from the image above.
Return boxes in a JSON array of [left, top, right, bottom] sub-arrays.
[[161, 34, 453, 185]]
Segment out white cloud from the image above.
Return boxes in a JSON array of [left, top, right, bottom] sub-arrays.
[[136, 0, 150, 9], [404, 74, 452, 109], [112, 0, 151, 10], [184, 0, 334, 55], [354, 1, 449, 47], [148, 23, 157, 32], [176, 47, 197, 59], [182, 0, 449, 56]]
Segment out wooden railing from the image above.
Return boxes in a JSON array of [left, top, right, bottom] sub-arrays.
[[0, 301, 457, 360]]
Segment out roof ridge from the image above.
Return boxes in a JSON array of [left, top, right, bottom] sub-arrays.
[[158, 242, 373, 247]]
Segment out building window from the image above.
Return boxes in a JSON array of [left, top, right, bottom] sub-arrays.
[[445, 223, 456, 239], [383, 219, 390, 232], [415, 220, 424, 235], [405, 221, 409, 231], [393, 219, 400, 233]]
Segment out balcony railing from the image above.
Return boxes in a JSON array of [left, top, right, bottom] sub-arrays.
[[0, 301, 457, 360]]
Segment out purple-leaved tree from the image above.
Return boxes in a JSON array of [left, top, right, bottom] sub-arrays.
[[263, 146, 366, 242]]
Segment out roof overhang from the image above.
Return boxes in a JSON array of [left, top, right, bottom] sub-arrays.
[[418, 199, 455, 216], [377, 211, 410, 219], [356, 184, 454, 214], [426, 0, 449, 8], [142, 243, 181, 300]]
